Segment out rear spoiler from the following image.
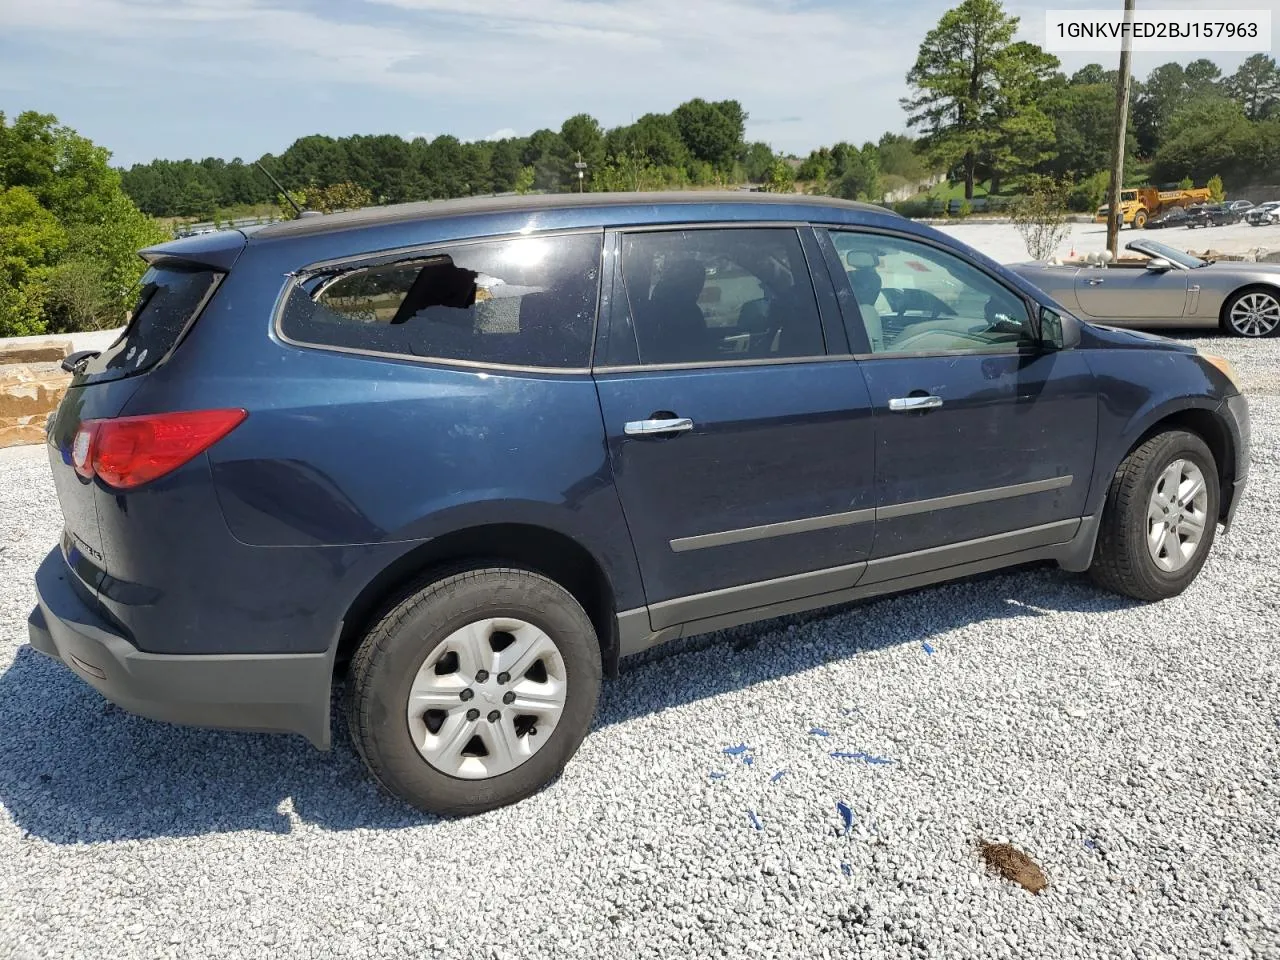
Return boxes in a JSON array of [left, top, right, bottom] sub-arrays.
[[139, 229, 248, 272]]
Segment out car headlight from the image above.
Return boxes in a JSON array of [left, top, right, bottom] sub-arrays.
[[1198, 350, 1242, 392]]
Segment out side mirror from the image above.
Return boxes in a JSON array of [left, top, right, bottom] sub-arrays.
[[1145, 258, 1173, 272], [1039, 306, 1066, 350]]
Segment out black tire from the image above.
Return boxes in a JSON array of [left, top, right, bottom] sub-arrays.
[[1089, 430, 1219, 602], [1221, 285, 1280, 338], [1133, 210, 1148, 229], [347, 567, 602, 815]]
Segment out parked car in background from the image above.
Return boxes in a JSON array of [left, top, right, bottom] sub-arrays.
[[1186, 204, 1244, 228], [1225, 200, 1255, 215], [1146, 207, 1191, 229], [1012, 237, 1280, 337], [29, 193, 1251, 815], [1246, 201, 1280, 226]]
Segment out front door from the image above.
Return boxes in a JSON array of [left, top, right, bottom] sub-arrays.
[[822, 228, 1098, 565], [594, 226, 876, 626], [1073, 267, 1189, 319]]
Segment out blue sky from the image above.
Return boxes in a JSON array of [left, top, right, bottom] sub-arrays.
[[0, 0, 1268, 168]]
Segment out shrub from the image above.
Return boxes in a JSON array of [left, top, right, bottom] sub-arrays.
[[1013, 176, 1073, 261], [1207, 174, 1225, 202]]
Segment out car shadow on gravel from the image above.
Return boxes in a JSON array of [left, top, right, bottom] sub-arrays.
[[0, 565, 1136, 843]]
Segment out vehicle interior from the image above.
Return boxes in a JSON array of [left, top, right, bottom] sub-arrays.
[[621, 231, 826, 364], [836, 240, 1035, 353]]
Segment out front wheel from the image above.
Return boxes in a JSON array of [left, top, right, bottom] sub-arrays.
[[1223, 287, 1280, 338], [1133, 210, 1148, 229], [347, 567, 602, 815], [1088, 430, 1219, 602]]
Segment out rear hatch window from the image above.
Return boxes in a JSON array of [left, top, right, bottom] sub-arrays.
[[73, 265, 221, 385]]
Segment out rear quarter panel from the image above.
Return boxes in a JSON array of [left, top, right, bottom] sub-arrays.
[[114, 244, 646, 646]]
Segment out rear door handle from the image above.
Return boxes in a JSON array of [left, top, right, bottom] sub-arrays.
[[1086, 278, 1105, 286], [888, 395, 943, 412], [625, 417, 694, 436]]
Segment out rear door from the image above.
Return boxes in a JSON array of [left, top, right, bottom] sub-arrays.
[[820, 227, 1097, 567], [47, 262, 226, 595], [593, 225, 876, 627]]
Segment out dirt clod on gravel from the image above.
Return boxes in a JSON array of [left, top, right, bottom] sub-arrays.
[[979, 841, 1048, 894]]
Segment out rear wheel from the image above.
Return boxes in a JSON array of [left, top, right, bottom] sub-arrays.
[[1222, 287, 1280, 338], [347, 567, 601, 815], [1089, 430, 1219, 601]]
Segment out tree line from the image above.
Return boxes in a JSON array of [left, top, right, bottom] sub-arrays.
[[119, 99, 779, 220], [896, 0, 1279, 207]]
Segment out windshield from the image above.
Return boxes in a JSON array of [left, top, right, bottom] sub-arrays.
[[1125, 239, 1207, 269]]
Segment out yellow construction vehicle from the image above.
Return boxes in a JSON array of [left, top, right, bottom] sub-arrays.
[[1095, 185, 1213, 229]]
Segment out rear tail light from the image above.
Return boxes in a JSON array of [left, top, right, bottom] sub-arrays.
[[71, 409, 247, 489]]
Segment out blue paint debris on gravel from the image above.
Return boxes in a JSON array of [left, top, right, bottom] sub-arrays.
[[836, 801, 855, 834], [841, 863, 853, 877], [922, 642, 936, 655], [708, 771, 727, 780], [830, 751, 894, 765], [809, 727, 830, 737], [747, 810, 763, 831], [723, 744, 750, 756], [770, 769, 788, 783]]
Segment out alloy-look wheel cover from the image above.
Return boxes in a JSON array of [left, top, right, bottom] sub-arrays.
[[1146, 459, 1209, 573], [1229, 291, 1280, 337], [406, 617, 568, 779]]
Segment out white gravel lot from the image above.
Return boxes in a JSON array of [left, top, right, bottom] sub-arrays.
[[2, 254, 1279, 958]]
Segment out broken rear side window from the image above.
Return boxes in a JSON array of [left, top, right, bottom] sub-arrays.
[[281, 233, 602, 369]]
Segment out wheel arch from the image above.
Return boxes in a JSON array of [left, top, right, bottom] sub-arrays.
[[334, 523, 620, 680], [1121, 406, 1236, 521], [1219, 282, 1280, 335]]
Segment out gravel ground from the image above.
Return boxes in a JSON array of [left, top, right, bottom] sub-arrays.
[[2, 339, 1279, 959]]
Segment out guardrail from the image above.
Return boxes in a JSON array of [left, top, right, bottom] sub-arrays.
[[175, 215, 282, 238]]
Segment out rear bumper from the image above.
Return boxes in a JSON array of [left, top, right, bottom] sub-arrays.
[[28, 547, 332, 748]]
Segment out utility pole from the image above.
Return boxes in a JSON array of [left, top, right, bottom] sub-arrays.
[[574, 151, 587, 194], [1105, 0, 1137, 257]]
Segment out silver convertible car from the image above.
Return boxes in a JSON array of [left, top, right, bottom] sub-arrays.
[[1010, 238, 1280, 338]]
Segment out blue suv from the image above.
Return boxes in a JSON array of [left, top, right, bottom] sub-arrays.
[[29, 193, 1250, 814]]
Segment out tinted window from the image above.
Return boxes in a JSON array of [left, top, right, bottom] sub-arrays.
[[615, 228, 824, 366], [76, 266, 219, 384], [282, 233, 601, 369], [830, 231, 1034, 354]]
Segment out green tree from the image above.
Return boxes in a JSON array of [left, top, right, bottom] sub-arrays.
[[672, 98, 747, 171], [1152, 97, 1259, 184], [741, 142, 776, 182], [1207, 173, 1225, 202], [1226, 54, 1280, 120], [514, 166, 536, 195], [490, 139, 522, 193], [760, 159, 795, 193], [1043, 80, 1135, 181], [902, 0, 1047, 199], [982, 40, 1060, 192], [0, 186, 66, 336], [0, 112, 164, 336], [876, 133, 928, 182]]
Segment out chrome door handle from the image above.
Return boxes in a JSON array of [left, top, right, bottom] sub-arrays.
[[888, 395, 943, 412], [1086, 278, 1105, 285], [624, 417, 694, 436]]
